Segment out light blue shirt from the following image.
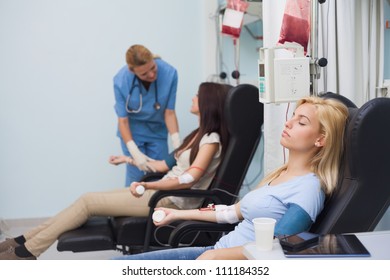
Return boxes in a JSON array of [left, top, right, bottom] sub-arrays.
[[214, 173, 325, 249], [113, 58, 178, 141]]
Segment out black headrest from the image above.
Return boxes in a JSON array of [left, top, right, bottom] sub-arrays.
[[311, 97, 390, 234], [319, 92, 358, 108], [347, 98, 390, 180], [224, 84, 264, 139], [209, 84, 263, 203]]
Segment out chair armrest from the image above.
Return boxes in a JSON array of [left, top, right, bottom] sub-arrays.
[[143, 189, 225, 251], [168, 220, 237, 248], [148, 189, 224, 208]]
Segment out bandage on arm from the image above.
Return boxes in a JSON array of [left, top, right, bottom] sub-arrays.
[[177, 166, 205, 185], [215, 204, 239, 224], [178, 172, 195, 184]]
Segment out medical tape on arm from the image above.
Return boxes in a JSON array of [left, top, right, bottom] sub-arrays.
[[178, 172, 195, 184], [177, 166, 205, 185], [215, 204, 239, 224]]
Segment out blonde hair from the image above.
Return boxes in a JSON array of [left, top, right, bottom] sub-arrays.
[[125, 44, 159, 70], [260, 96, 348, 195]]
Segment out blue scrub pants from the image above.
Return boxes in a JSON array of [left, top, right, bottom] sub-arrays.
[[113, 246, 214, 260], [120, 138, 168, 186]]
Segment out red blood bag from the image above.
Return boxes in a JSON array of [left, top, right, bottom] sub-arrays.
[[221, 0, 249, 39], [278, 0, 311, 53]]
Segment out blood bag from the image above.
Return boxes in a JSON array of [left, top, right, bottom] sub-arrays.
[[221, 0, 249, 39], [278, 0, 311, 53]]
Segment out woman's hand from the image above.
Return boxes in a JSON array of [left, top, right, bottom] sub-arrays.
[[153, 207, 180, 226], [109, 155, 132, 165], [129, 182, 145, 197]]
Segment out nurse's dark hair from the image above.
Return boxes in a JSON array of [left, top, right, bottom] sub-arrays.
[[126, 44, 157, 70], [178, 82, 231, 164]]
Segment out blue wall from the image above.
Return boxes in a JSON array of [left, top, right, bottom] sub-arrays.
[[0, 0, 213, 219]]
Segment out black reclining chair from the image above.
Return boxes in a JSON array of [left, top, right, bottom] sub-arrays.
[[57, 83, 264, 254], [310, 96, 390, 234], [320, 91, 358, 109], [167, 96, 390, 247]]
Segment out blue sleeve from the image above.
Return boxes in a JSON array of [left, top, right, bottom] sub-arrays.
[[274, 203, 312, 236], [114, 83, 128, 118], [163, 152, 176, 169], [113, 68, 131, 118]]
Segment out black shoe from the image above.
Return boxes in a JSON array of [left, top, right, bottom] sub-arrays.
[[0, 246, 37, 260], [0, 238, 18, 253]]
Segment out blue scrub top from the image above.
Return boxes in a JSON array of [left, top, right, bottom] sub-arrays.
[[113, 59, 178, 142]]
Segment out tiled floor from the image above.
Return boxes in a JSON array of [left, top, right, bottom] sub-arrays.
[[0, 218, 124, 260]]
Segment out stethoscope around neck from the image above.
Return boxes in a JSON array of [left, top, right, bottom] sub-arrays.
[[125, 76, 161, 113]]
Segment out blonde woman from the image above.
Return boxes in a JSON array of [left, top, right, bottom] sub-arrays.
[[113, 96, 349, 260]]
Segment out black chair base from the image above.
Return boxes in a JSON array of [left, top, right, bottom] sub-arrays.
[[57, 215, 224, 253], [57, 217, 115, 252]]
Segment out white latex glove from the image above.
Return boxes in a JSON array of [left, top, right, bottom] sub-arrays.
[[126, 141, 156, 172], [170, 132, 181, 150]]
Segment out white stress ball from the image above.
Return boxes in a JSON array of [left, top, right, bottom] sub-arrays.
[[152, 210, 166, 223], [135, 185, 145, 195]]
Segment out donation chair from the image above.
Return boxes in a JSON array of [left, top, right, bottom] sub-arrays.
[[310, 96, 390, 234], [319, 92, 358, 108], [57, 83, 264, 254], [166, 95, 390, 247]]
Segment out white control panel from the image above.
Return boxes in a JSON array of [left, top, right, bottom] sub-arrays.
[[258, 46, 310, 104]]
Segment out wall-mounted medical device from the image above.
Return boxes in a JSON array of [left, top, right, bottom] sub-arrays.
[[258, 44, 310, 104]]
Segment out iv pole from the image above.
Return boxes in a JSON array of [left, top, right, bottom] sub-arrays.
[[310, 0, 327, 96]]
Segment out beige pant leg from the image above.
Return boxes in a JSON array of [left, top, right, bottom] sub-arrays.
[[24, 188, 156, 257], [156, 197, 180, 209]]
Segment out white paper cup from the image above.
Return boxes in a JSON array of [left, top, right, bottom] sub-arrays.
[[252, 217, 277, 251]]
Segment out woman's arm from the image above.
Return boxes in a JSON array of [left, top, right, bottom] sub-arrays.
[[153, 202, 242, 227], [108, 155, 170, 173], [153, 207, 218, 227], [117, 117, 132, 144], [196, 246, 247, 260], [141, 142, 220, 192], [164, 109, 179, 136]]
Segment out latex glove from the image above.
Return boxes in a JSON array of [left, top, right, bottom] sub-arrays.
[[170, 132, 181, 150], [126, 141, 156, 172]]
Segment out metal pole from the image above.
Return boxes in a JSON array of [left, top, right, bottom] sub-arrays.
[[310, 0, 319, 96], [234, 38, 240, 85]]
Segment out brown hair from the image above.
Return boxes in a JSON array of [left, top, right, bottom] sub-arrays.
[[177, 82, 232, 164]]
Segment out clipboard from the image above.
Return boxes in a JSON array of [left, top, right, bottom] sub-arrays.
[[283, 234, 371, 258]]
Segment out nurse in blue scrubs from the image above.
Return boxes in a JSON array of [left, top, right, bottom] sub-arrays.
[[113, 44, 180, 186]]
